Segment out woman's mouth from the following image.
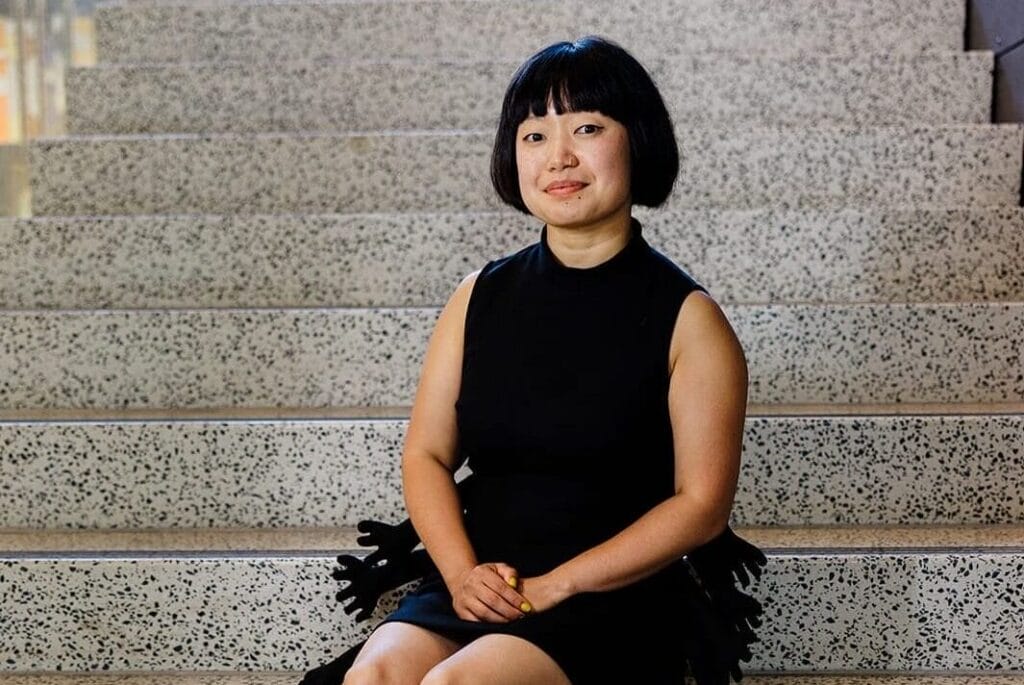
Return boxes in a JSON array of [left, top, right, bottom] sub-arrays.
[[545, 181, 588, 196]]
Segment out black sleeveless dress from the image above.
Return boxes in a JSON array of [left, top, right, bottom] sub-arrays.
[[300, 218, 767, 685]]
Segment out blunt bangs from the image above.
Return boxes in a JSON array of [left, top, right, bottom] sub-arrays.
[[508, 44, 630, 134], [491, 36, 679, 213]]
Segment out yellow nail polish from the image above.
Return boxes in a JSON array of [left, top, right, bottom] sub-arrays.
[[520, 601, 532, 613], [507, 576, 518, 588]]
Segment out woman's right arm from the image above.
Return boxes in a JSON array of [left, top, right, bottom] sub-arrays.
[[401, 270, 529, 622]]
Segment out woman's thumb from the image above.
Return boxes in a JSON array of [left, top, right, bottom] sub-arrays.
[[494, 562, 519, 588]]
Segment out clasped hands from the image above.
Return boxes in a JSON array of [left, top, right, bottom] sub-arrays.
[[449, 561, 567, 623]]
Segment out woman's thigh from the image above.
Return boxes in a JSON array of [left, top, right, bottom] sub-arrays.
[[346, 621, 462, 684], [421, 633, 572, 685]]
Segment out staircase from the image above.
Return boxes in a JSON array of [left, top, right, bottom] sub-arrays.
[[2, 0, 1023, 682]]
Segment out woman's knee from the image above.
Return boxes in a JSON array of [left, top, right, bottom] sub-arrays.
[[419, 663, 462, 685], [344, 659, 408, 685], [419, 634, 572, 685], [344, 622, 461, 685]]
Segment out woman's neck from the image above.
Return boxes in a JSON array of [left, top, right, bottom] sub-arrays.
[[544, 212, 634, 270]]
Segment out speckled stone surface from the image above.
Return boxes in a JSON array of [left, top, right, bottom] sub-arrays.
[[0, 528, 362, 553], [28, 126, 1023, 216], [0, 308, 436, 409], [0, 212, 531, 309], [0, 304, 1021, 409], [2, 208, 1022, 308], [0, 406, 411, 420], [0, 676, 308, 685], [732, 303, 1024, 404], [743, 525, 1024, 551], [94, 0, 965, 64], [2, 676, 1023, 685], [758, 553, 1024, 670], [0, 555, 390, 671], [737, 675, 1024, 679], [0, 415, 1021, 529], [66, 52, 992, 135], [5, 525, 1023, 554], [646, 206, 1024, 305], [27, 131, 497, 216], [1, 550, 1021, 671], [737, 414, 1024, 526], [0, 421, 406, 528], [741, 675, 1024, 679]]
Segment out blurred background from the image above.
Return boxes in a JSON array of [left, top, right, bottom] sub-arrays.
[[1, 0, 95, 215]]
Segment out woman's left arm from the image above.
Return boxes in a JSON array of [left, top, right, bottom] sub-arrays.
[[522, 291, 748, 608]]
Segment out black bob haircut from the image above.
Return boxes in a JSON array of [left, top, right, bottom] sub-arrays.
[[490, 35, 679, 214]]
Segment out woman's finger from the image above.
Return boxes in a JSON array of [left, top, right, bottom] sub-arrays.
[[478, 581, 526, 620], [493, 562, 520, 588], [468, 596, 509, 623], [480, 576, 530, 617]]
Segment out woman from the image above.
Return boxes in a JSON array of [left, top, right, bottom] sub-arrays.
[[302, 35, 766, 685]]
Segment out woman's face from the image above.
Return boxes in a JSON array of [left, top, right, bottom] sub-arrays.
[[515, 105, 631, 232]]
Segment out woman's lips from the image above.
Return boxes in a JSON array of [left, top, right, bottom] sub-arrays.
[[545, 181, 587, 196]]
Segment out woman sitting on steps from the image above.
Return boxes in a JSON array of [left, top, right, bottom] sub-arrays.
[[301, 34, 766, 685]]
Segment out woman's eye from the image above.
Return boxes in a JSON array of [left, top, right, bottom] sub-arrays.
[[577, 124, 602, 134], [522, 132, 544, 142]]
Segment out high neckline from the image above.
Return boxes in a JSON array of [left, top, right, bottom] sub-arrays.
[[538, 218, 645, 279]]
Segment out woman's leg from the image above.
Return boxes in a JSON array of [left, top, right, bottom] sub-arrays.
[[420, 633, 572, 685], [343, 621, 462, 685]]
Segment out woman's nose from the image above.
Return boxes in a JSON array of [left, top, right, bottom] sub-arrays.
[[546, 136, 578, 170]]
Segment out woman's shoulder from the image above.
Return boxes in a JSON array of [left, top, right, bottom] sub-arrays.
[[668, 288, 745, 377]]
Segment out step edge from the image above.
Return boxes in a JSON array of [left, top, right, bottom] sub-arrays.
[[1, 403, 1022, 423], [2, 524, 1022, 558]]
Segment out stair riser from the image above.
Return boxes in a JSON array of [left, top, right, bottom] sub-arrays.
[[2, 553, 1019, 670], [1, 416, 1020, 528], [2, 208, 1022, 308], [28, 127, 1023, 216], [66, 53, 992, 134], [0, 305, 1020, 408], [738, 415, 1024, 525], [94, 0, 964, 64], [0, 421, 405, 529]]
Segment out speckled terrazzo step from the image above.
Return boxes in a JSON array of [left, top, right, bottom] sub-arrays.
[[3, 524, 1024, 554], [27, 126, 1023, 216], [1, 413, 1021, 528], [3, 676, 1024, 685], [0, 676, 303, 685], [65, 52, 993, 134], [2, 208, 1022, 308], [0, 304, 1021, 409], [4, 402, 1024, 420], [4, 677, 1024, 685], [2, 526, 1021, 671], [93, 0, 965, 64]]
